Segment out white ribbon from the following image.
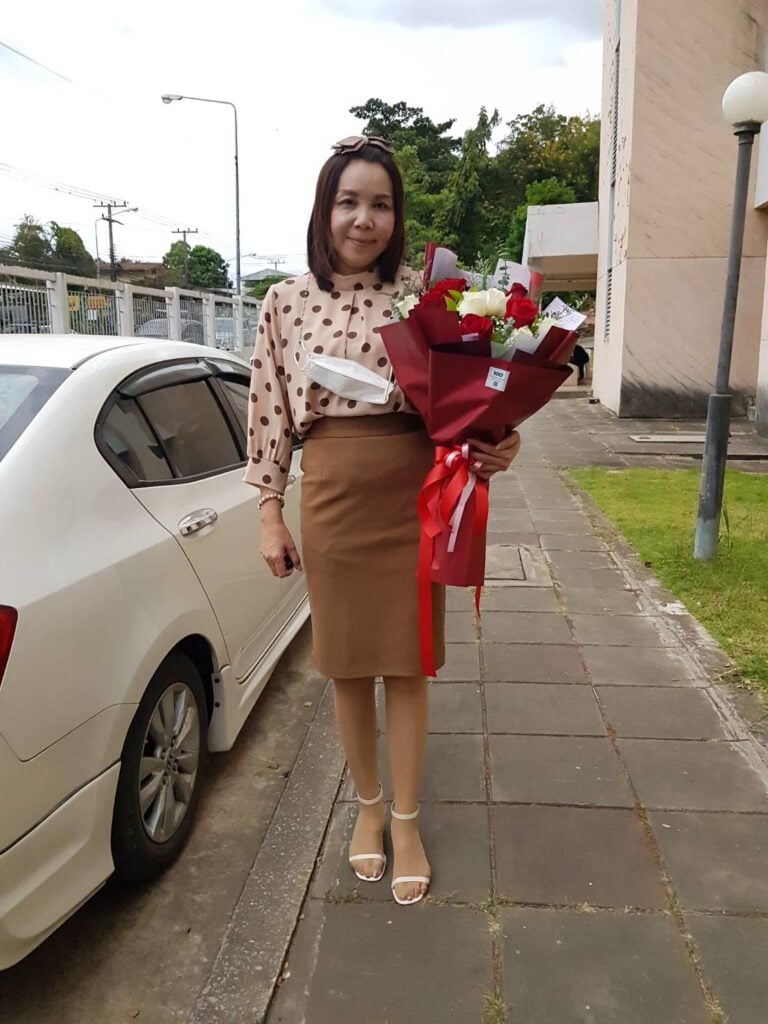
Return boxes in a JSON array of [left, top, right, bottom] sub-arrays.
[[445, 443, 478, 554]]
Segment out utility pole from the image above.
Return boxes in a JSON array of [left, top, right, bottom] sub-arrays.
[[93, 201, 130, 282], [172, 227, 198, 286]]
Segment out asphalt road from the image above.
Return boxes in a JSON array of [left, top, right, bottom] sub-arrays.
[[0, 625, 328, 1024]]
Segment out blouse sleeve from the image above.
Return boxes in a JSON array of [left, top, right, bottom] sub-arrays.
[[243, 285, 293, 493]]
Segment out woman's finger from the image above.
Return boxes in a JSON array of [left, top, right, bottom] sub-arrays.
[[287, 543, 303, 572]]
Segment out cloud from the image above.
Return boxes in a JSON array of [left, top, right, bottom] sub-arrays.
[[313, 0, 602, 37]]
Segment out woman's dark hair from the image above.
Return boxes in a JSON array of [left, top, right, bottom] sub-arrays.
[[307, 145, 405, 291]]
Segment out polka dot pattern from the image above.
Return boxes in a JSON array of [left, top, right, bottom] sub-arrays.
[[242, 270, 420, 493]]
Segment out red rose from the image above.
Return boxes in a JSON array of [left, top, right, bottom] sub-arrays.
[[460, 314, 494, 340], [422, 277, 467, 304], [505, 296, 538, 328], [507, 282, 528, 299]]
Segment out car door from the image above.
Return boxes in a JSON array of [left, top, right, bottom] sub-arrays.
[[97, 358, 304, 682]]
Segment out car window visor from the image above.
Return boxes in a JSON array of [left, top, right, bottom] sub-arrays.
[[119, 361, 212, 398]]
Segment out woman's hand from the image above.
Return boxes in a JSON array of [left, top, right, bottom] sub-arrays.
[[466, 430, 522, 482], [260, 518, 303, 578]]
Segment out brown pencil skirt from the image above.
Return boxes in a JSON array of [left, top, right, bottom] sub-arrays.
[[300, 414, 446, 679]]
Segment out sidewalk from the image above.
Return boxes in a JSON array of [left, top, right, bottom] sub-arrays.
[[203, 400, 768, 1024]]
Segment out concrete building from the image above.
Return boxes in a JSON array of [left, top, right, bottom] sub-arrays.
[[524, 0, 768, 431]]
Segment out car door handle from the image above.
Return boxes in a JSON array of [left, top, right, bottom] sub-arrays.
[[179, 509, 219, 536], [287, 474, 297, 486]]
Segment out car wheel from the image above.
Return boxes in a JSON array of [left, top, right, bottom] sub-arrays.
[[112, 652, 208, 882]]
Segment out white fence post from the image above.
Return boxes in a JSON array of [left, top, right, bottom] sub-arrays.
[[167, 287, 182, 341], [117, 283, 135, 336], [47, 273, 70, 334], [204, 293, 217, 349], [233, 295, 244, 355]]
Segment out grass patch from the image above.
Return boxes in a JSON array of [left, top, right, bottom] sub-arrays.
[[568, 468, 768, 696], [482, 991, 508, 1024]]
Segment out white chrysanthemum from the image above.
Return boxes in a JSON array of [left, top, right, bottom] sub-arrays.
[[395, 294, 419, 319]]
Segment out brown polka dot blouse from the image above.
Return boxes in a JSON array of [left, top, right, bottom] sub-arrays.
[[243, 266, 420, 492]]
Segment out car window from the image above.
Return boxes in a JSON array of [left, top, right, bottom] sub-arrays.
[[101, 397, 174, 482], [0, 365, 70, 462], [138, 380, 241, 478]]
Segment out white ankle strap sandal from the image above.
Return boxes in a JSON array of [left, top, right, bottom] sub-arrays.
[[349, 782, 387, 883], [390, 803, 431, 906]]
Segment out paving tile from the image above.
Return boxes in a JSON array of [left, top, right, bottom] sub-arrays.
[[597, 687, 728, 739], [488, 495, 528, 509], [485, 544, 526, 580], [486, 531, 539, 546], [649, 811, 768, 912], [540, 533, 609, 552], [304, 904, 492, 1024], [488, 509, 535, 533], [435, 642, 480, 682], [559, 586, 645, 615], [339, 733, 486, 802], [489, 735, 633, 806], [481, 611, 574, 645], [427, 682, 483, 733], [617, 739, 768, 811], [494, 805, 666, 908], [529, 509, 592, 533], [499, 908, 708, 1024], [583, 645, 696, 685], [571, 615, 675, 647], [484, 643, 588, 684], [479, 587, 559, 613], [444, 611, 478, 643], [313, 803, 491, 904], [522, 494, 578, 510], [446, 587, 475, 612], [546, 549, 616, 571], [485, 683, 605, 735], [685, 914, 768, 1024], [553, 567, 631, 590]]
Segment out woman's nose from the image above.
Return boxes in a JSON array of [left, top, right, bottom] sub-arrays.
[[354, 206, 375, 229]]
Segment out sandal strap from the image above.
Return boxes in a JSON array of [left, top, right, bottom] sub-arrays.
[[391, 875, 430, 886], [349, 853, 386, 864], [356, 782, 384, 806], [391, 802, 420, 820]]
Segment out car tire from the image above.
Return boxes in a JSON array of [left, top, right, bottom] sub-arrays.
[[111, 652, 208, 882]]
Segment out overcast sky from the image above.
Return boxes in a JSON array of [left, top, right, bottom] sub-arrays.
[[1, 0, 602, 278]]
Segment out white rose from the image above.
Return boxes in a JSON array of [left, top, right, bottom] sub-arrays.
[[485, 288, 508, 318], [457, 290, 490, 317], [395, 294, 419, 319]]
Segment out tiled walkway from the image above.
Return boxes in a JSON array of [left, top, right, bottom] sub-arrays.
[[261, 401, 768, 1024]]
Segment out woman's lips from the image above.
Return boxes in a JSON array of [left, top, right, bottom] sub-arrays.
[[349, 238, 375, 248]]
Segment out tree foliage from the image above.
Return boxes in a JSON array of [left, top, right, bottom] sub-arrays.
[[0, 215, 96, 276], [163, 241, 231, 289]]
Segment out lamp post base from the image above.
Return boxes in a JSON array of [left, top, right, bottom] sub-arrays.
[[694, 393, 731, 561]]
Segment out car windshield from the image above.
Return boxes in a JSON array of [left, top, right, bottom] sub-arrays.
[[0, 365, 70, 462]]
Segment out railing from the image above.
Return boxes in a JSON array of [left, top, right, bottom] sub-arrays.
[[0, 264, 261, 357]]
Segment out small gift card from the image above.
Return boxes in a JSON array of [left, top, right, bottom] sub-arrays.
[[485, 366, 510, 392]]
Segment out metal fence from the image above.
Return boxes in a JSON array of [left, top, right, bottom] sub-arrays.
[[0, 264, 261, 356]]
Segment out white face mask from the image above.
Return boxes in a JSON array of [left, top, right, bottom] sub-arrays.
[[303, 351, 395, 405]]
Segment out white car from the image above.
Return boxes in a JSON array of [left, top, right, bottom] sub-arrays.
[[0, 335, 308, 968]]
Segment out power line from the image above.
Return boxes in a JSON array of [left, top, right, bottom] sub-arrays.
[[172, 227, 198, 285], [0, 40, 73, 83]]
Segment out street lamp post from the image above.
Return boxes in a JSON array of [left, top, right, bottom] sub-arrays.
[[161, 93, 241, 295], [694, 72, 768, 561]]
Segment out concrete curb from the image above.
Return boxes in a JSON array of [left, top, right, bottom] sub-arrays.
[[189, 680, 344, 1024]]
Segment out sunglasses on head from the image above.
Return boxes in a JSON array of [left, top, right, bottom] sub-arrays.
[[332, 134, 394, 155]]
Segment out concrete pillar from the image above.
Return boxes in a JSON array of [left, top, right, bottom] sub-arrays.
[[757, 244, 768, 436], [47, 273, 70, 334]]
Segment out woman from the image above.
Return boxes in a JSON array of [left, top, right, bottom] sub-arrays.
[[244, 135, 520, 906]]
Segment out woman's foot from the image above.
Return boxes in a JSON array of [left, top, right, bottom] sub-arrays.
[[348, 783, 387, 881], [390, 804, 431, 904]]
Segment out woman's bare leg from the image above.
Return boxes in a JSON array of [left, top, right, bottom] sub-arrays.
[[332, 677, 385, 879], [383, 674, 430, 902]]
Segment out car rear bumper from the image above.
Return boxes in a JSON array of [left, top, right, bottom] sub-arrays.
[[0, 763, 119, 970]]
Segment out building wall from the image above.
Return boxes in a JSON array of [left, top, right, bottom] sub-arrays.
[[594, 0, 768, 417]]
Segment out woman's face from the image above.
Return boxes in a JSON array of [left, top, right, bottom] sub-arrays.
[[330, 159, 395, 275]]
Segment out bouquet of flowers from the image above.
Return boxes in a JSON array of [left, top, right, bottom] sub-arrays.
[[379, 246, 584, 675]]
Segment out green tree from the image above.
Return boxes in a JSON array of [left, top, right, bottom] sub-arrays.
[[50, 223, 96, 277], [506, 178, 577, 262], [163, 241, 231, 289], [247, 274, 285, 300], [350, 98, 460, 191], [0, 215, 54, 270], [432, 107, 501, 264]]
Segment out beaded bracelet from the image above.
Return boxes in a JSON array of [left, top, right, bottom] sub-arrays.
[[258, 493, 285, 511]]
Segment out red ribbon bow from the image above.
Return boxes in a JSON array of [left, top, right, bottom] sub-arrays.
[[416, 444, 489, 676]]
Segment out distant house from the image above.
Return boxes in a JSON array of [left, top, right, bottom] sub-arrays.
[[117, 261, 166, 285], [242, 268, 292, 285]]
